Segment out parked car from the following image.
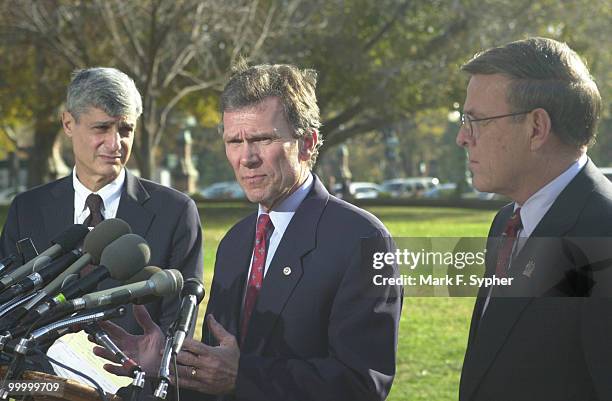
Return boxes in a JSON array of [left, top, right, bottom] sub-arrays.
[[200, 181, 245, 199], [423, 182, 457, 199], [333, 182, 384, 199], [381, 177, 439, 198]]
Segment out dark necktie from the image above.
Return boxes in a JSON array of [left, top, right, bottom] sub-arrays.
[[240, 214, 274, 344], [495, 208, 523, 277], [84, 194, 105, 227]]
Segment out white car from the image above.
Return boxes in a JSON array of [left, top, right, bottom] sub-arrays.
[[200, 181, 245, 199], [333, 182, 384, 199], [381, 177, 439, 198]]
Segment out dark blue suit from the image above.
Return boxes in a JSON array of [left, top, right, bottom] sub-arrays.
[[460, 160, 612, 401], [190, 176, 401, 401], [0, 169, 204, 333]]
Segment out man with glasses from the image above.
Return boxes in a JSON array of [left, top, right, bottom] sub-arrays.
[[457, 37, 612, 401]]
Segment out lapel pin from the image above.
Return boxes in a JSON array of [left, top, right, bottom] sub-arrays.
[[283, 266, 292, 276], [523, 260, 536, 278]]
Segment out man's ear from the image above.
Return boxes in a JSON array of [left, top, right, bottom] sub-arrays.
[[62, 111, 76, 138], [529, 108, 553, 151], [299, 129, 318, 161]]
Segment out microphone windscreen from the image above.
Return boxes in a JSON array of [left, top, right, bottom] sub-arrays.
[[182, 278, 205, 303], [100, 234, 151, 281], [126, 266, 162, 284], [150, 269, 183, 297], [83, 218, 132, 264], [51, 224, 89, 251]]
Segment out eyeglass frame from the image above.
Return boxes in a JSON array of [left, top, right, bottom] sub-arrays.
[[460, 110, 533, 139]]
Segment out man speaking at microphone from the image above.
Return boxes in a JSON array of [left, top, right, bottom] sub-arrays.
[[0, 67, 203, 334], [95, 62, 402, 401]]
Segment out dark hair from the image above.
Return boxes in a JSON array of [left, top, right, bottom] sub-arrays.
[[220, 60, 322, 167], [462, 37, 601, 147]]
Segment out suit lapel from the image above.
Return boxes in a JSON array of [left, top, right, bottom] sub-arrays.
[[242, 177, 329, 353], [463, 161, 597, 400], [116, 170, 154, 237], [41, 176, 74, 242], [208, 215, 257, 343]]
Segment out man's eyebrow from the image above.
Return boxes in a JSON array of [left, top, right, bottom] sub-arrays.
[[90, 119, 116, 126]]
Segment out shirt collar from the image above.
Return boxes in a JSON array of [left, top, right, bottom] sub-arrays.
[[73, 167, 126, 213], [257, 173, 313, 237], [516, 154, 588, 237]]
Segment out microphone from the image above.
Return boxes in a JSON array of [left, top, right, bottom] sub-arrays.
[[153, 278, 204, 400], [171, 278, 205, 354], [0, 251, 81, 304], [0, 255, 18, 276], [54, 233, 150, 302], [54, 269, 183, 316], [0, 219, 131, 331], [1, 267, 164, 343], [40, 218, 132, 299], [0, 224, 89, 291]]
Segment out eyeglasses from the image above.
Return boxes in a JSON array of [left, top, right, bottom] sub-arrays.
[[460, 110, 532, 139]]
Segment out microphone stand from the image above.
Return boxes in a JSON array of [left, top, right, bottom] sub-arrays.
[[85, 324, 146, 401], [153, 335, 174, 400]]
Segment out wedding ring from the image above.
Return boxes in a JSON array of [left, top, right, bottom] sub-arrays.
[[191, 367, 197, 376]]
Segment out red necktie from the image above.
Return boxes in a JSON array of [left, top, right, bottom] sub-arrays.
[[495, 208, 523, 278], [240, 214, 274, 344]]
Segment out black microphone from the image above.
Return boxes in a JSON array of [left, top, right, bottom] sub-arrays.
[[0, 219, 131, 332], [54, 233, 150, 302], [0, 255, 18, 276], [39, 218, 132, 299], [2, 267, 164, 343], [51, 269, 183, 318], [0, 224, 89, 291], [0, 250, 81, 304], [171, 278, 205, 354], [153, 278, 204, 400]]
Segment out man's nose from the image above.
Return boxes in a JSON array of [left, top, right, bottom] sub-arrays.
[[240, 142, 260, 167], [456, 126, 470, 148], [106, 131, 121, 152]]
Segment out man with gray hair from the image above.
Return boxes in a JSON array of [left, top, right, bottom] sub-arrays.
[[95, 62, 401, 401], [0, 67, 203, 334], [457, 38, 612, 400]]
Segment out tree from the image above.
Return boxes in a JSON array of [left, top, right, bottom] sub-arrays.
[[1, 0, 309, 181]]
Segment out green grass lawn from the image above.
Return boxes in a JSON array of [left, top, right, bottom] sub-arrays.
[[0, 203, 496, 400]]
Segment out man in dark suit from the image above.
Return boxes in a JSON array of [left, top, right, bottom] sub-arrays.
[[456, 37, 612, 400], [0, 67, 203, 333], [96, 62, 402, 401]]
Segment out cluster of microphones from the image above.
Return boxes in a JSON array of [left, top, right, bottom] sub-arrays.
[[0, 218, 205, 401]]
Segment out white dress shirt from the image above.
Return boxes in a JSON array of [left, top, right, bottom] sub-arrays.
[[73, 167, 125, 225], [482, 154, 588, 315], [247, 173, 314, 279]]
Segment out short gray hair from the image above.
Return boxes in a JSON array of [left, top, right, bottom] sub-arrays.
[[66, 67, 143, 121], [461, 37, 601, 147], [220, 61, 322, 167]]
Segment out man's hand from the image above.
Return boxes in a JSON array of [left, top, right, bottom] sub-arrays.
[[91, 304, 165, 376], [172, 315, 239, 395]]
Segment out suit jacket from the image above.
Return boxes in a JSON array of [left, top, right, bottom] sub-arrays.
[[0, 169, 204, 333], [460, 160, 612, 401], [185, 177, 401, 401]]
